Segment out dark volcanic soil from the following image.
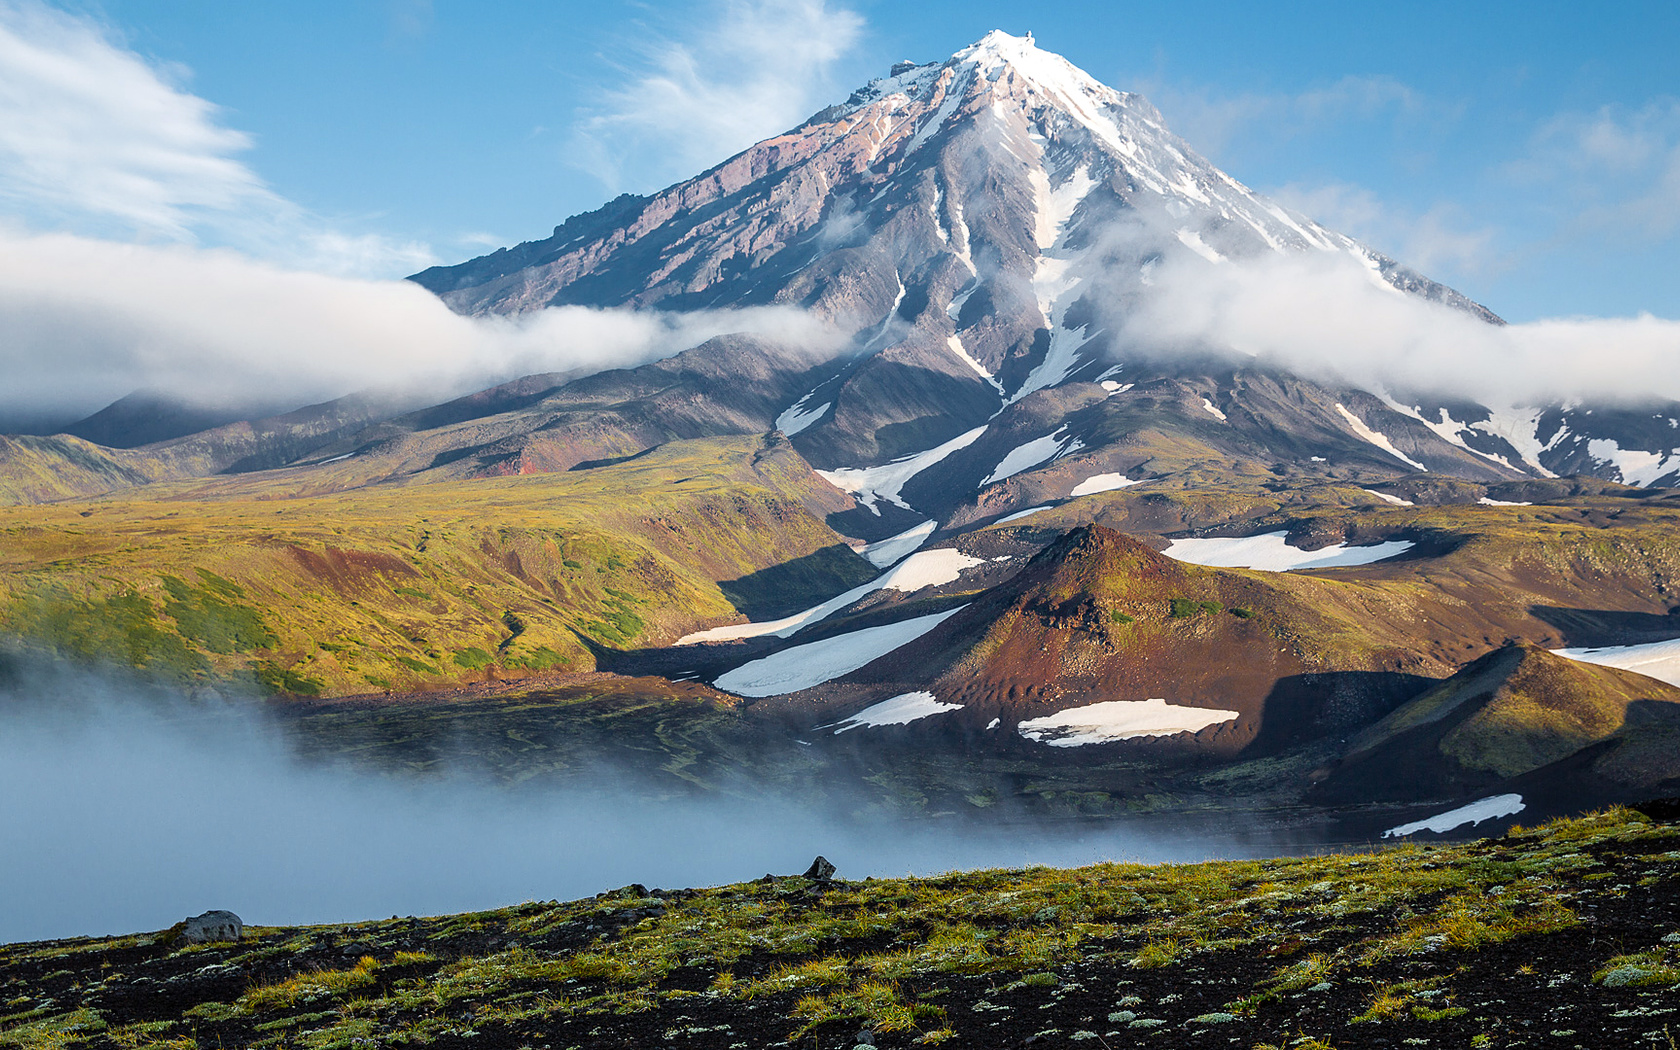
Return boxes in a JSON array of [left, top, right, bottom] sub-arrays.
[[3, 808, 1679, 1050]]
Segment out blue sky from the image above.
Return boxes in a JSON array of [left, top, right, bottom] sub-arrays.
[[3, 0, 1678, 324]]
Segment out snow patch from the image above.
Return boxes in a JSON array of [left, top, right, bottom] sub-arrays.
[[860, 520, 936, 568], [879, 548, 986, 591], [1335, 403, 1427, 471], [946, 334, 1005, 393], [1471, 405, 1558, 477], [1553, 638, 1680, 688], [996, 505, 1051, 524], [1176, 228, 1224, 263], [1586, 438, 1680, 487], [1201, 397, 1227, 422], [1033, 164, 1094, 252], [1384, 795, 1525, 838], [982, 426, 1079, 485], [825, 691, 962, 734], [712, 606, 966, 697], [1162, 531, 1414, 572], [1363, 489, 1414, 506], [957, 31, 1133, 159], [1478, 497, 1532, 507], [678, 547, 982, 644], [905, 65, 973, 155], [817, 425, 988, 513], [775, 396, 831, 437], [1069, 472, 1138, 497], [946, 281, 976, 321], [1017, 698, 1239, 746]]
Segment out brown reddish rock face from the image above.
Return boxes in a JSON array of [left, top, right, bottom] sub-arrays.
[[786, 525, 1425, 759]]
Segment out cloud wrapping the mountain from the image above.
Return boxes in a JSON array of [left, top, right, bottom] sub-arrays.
[[0, 227, 841, 420], [1108, 243, 1680, 405]]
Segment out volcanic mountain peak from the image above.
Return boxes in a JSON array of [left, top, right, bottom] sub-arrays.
[[840, 30, 1140, 147]]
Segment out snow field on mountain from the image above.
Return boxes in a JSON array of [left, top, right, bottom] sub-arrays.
[[712, 607, 967, 697], [1586, 438, 1680, 487], [1364, 489, 1414, 506], [1553, 638, 1680, 688], [678, 547, 985, 644], [817, 425, 988, 512], [774, 395, 831, 437], [1011, 161, 1096, 405], [1069, 472, 1138, 496], [824, 691, 963, 734], [1201, 397, 1227, 421], [1016, 698, 1240, 746], [983, 425, 1083, 485], [1161, 531, 1414, 571], [1385, 399, 1524, 472], [995, 505, 1051, 524], [1177, 229, 1224, 264], [1384, 794, 1525, 838], [860, 520, 936, 567], [946, 334, 1004, 392], [1334, 403, 1427, 471], [881, 548, 986, 589]]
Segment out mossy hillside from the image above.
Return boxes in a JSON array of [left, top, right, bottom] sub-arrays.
[[0, 437, 868, 696], [3, 810, 1678, 1049], [1315, 645, 1680, 806], [992, 485, 1680, 672], [0, 435, 174, 507], [862, 528, 1415, 725], [1440, 648, 1680, 778]]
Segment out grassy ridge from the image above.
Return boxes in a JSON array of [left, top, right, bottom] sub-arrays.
[[992, 485, 1680, 672], [2, 809, 1677, 1048], [0, 436, 865, 696]]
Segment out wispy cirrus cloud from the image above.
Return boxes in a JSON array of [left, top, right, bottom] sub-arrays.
[[1145, 74, 1433, 161], [1270, 181, 1499, 277], [571, 0, 866, 192], [0, 0, 432, 275], [1518, 98, 1680, 241]]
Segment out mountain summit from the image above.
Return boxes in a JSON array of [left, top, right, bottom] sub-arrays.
[[411, 31, 1635, 516], [4, 34, 1675, 510]]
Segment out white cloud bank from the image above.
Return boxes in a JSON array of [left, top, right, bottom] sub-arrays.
[[1108, 243, 1680, 407], [0, 227, 839, 419]]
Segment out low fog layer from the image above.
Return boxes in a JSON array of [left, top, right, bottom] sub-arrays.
[[0, 656, 1274, 945], [0, 227, 842, 423]]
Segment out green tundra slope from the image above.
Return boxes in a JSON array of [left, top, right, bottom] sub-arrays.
[[2, 808, 1678, 1050], [0, 435, 873, 696]]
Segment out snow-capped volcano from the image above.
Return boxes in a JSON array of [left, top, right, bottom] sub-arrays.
[[409, 32, 1678, 507]]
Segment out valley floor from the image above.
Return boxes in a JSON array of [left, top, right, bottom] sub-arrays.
[[3, 808, 1678, 1050]]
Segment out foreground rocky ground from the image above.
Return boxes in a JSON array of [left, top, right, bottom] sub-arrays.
[[4, 807, 1680, 1050]]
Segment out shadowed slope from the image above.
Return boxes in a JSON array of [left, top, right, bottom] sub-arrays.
[[1314, 644, 1680, 804]]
